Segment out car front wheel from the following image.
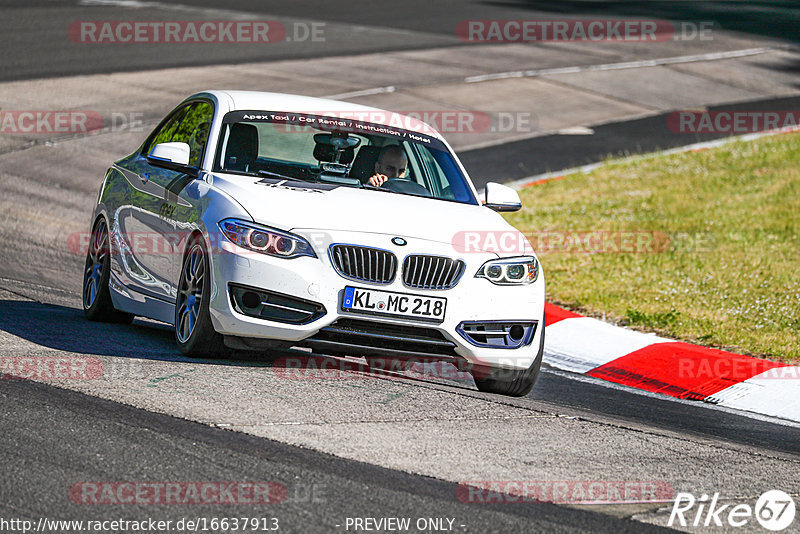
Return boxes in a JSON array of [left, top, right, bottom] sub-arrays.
[[472, 327, 545, 397], [175, 236, 225, 357]]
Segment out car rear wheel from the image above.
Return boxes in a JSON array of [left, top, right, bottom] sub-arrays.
[[82, 218, 134, 324], [472, 327, 545, 397], [175, 237, 226, 357]]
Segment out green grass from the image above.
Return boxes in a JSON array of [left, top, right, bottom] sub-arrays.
[[505, 132, 800, 362]]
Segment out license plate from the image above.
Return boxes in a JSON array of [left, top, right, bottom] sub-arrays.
[[342, 286, 446, 323]]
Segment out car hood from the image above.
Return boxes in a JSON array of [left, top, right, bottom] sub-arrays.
[[208, 173, 523, 250]]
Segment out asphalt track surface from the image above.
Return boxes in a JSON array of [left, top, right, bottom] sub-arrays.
[[2, 292, 798, 456], [1, 0, 798, 81], [1, 285, 798, 532], [2, 378, 667, 533], [1, 1, 800, 532]]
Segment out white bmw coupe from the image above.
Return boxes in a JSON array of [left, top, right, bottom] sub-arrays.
[[83, 91, 545, 396]]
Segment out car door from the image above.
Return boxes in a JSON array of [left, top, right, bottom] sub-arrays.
[[116, 100, 213, 302]]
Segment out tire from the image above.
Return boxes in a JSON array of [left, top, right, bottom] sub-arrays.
[[82, 217, 134, 324], [175, 236, 226, 357], [472, 327, 545, 397]]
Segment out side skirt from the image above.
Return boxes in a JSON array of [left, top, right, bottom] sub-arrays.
[[108, 273, 175, 325]]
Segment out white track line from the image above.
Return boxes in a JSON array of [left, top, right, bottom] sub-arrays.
[[325, 86, 396, 100], [464, 47, 778, 84]]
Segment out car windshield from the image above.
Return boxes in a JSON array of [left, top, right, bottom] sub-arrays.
[[213, 110, 478, 205]]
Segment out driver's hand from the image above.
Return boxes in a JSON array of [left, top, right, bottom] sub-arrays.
[[368, 174, 388, 187]]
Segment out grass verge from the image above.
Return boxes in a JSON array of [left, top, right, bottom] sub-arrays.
[[505, 132, 800, 363]]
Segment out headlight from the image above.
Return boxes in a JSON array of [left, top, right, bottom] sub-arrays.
[[475, 256, 538, 285], [218, 219, 316, 259]]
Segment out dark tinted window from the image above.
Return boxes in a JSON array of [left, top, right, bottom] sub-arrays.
[[148, 106, 188, 150], [171, 102, 213, 167], [147, 101, 214, 167]]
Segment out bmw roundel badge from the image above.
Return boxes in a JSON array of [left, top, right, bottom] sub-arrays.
[[392, 237, 407, 246]]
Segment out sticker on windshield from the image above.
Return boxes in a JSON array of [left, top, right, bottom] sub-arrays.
[[228, 110, 446, 151]]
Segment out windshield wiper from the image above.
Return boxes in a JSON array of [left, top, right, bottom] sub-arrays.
[[361, 184, 400, 194], [362, 184, 435, 199], [256, 170, 317, 183]]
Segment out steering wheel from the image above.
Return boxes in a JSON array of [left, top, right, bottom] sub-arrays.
[[381, 178, 432, 197]]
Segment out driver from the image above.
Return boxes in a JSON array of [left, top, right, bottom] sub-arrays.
[[368, 145, 407, 187]]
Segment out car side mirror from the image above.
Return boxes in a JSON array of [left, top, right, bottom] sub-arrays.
[[147, 142, 196, 175], [484, 182, 522, 212]]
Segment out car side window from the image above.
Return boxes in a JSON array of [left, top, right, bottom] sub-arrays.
[[171, 102, 213, 167], [412, 143, 448, 196], [146, 101, 214, 168], [148, 106, 189, 151]]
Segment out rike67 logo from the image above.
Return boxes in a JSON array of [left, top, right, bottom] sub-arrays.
[[669, 490, 796, 531]]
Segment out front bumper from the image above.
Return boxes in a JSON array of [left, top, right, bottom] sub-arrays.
[[207, 229, 545, 371]]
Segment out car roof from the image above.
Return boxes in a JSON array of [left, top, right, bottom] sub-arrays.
[[193, 90, 445, 141]]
